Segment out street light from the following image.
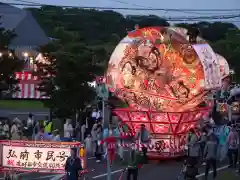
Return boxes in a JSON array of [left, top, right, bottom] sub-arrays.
[[0, 52, 2, 57], [23, 52, 29, 57]]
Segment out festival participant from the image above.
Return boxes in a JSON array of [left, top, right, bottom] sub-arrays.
[[43, 116, 53, 134], [117, 121, 125, 161], [199, 129, 207, 165], [135, 124, 150, 162], [186, 128, 200, 166], [65, 148, 82, 180], [127, 146, 142, 180], [227, 125, 239, 168], [204, 133, 218, 180]]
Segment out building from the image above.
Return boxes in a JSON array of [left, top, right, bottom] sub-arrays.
[[0, 2, 50, 99]]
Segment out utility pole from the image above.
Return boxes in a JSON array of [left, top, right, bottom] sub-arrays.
[[107, 123, 113, 180], [102, 99, 105, 126], [107, 145, 112, 180]]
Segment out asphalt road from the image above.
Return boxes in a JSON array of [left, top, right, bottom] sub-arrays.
[[0, 108, 49, 121], [0, 156, 235, 180]]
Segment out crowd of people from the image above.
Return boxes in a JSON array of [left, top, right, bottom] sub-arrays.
[[0, 113, 60, 141], [1, 104, 239, 180], [184, 117, 240, 180]]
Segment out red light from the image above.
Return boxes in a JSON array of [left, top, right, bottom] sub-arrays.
[[114, 108, 209, 157]]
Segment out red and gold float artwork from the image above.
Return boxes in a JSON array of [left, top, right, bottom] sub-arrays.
[[106, 27, 228, 112], [105, 27, 229, 158]]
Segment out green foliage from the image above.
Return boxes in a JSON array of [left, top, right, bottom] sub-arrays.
[[0, 27, 23, 95], [26, 7, 171, 70], [176, 21, 238, 42], [34, 34, 102, 118]]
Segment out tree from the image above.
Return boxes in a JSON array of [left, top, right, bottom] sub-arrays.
[[176, 21, 238, 43], [211, 29, 240, 81], [0, 27, 23, 97], [34, 31, 102, 118]]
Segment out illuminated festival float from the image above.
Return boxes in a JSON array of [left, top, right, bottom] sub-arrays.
[[105, 26, 230, 158]]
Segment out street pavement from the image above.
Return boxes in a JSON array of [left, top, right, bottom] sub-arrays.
[[0, 155, 237, 180], [0, 108, 49, 121], [215, 168, 240, 180]]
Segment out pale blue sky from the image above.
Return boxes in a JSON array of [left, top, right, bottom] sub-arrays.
[[4, 0, 240, 25]]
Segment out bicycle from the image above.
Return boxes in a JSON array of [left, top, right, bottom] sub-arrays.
[[79, 169, 89, 180], [118, 168, 128, 180], [61, 169, 89, 180]]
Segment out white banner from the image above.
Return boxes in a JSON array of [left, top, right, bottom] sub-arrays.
[[2, 145, 70, 171], [192, 44, 221, 89]]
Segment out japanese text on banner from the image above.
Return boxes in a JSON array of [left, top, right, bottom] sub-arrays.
[[3, 146, 70, 170]]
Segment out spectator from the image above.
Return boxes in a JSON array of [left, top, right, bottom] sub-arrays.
[[0, 121, 4, 139], [64, 119, 73, 138], [65, 148, 82, 180], [0, 120, 9, 139], [81, 123, 86, 142], [227, 125, 239, 168], [74, 121, 81, 141], [11, 120, 21, 140], [27, 113, 34, 127], [204, 133, 218, 180], [84, 134, 93, 155], [52, 129, 61, 141], [26, 113, 36, 140], [91, 121, 98, 155], [95, 121, 103, 163], [91, 107, 101, 121], [35, 126, 52, 141]]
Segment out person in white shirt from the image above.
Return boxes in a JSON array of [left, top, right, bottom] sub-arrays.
[[91, 108, 101, 120], [11, 121, 21, 140], [27, 113, 34, 127], [64, 119, 73, 138]]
